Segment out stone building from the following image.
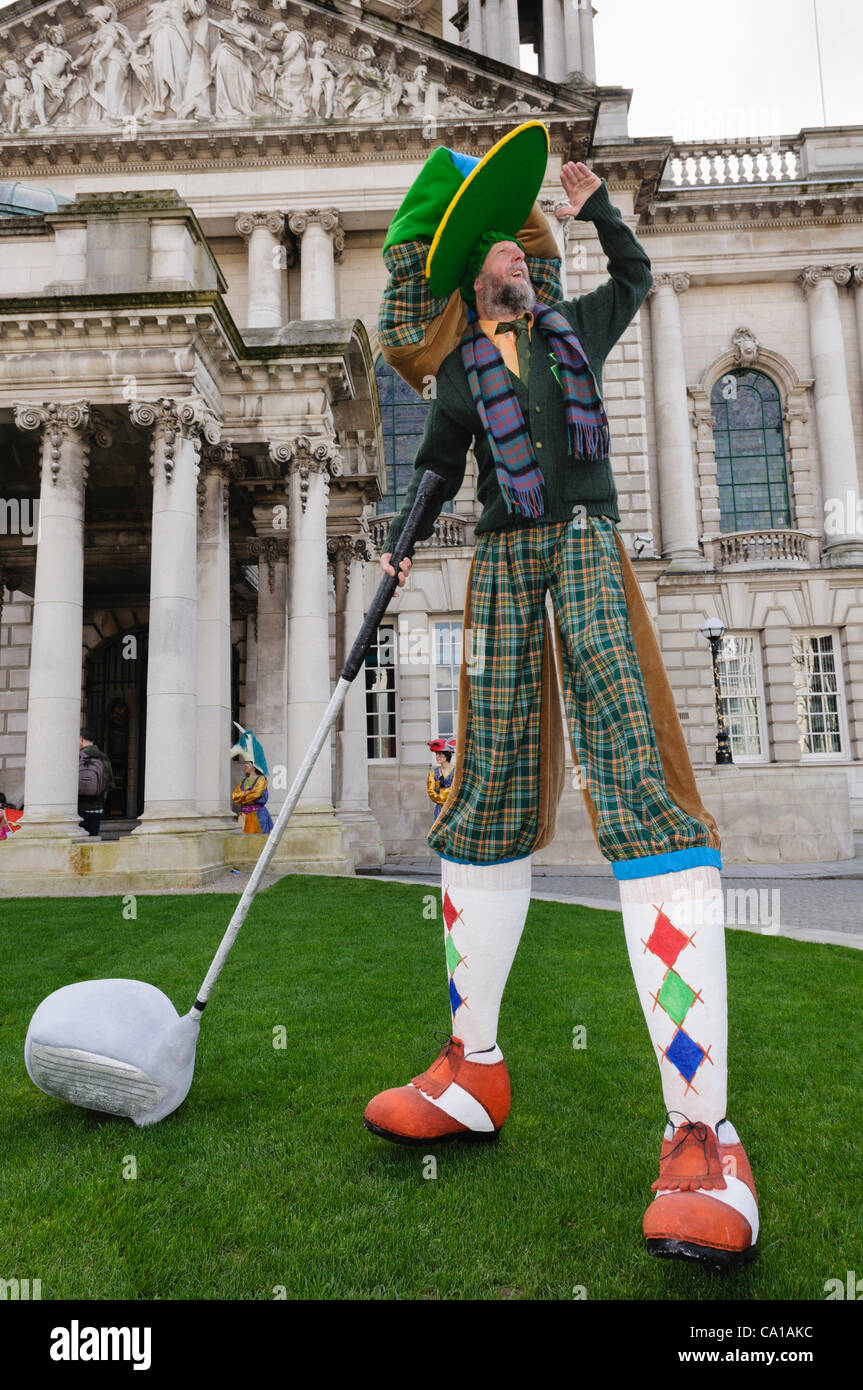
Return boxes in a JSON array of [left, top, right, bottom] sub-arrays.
[[0, 0, 860, 892]]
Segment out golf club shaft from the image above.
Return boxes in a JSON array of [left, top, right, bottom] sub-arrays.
[[190, 469, 448, 1017]]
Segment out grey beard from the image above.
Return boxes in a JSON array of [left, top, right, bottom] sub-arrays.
[[479, 273, 536, 320]]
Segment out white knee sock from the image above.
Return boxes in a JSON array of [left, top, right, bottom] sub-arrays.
[[620, 865, 728, 1128], [441, 856, 531, 1059]]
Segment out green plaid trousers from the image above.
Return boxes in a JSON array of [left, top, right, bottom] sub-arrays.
[[429, 517, 713, 865]]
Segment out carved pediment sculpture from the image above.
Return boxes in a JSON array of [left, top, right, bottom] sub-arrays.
[[0, 1, 553, 136]]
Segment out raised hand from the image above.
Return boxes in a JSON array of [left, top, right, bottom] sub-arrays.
[[557, 161, 602, 218]]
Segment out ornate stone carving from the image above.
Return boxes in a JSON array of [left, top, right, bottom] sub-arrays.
[[69, 6, 139, 126], [852, 265, 863, 288], [199, 439, 238, 519], [268, 440, 293, 471], [0, 8, 521, 133], [130, 395, 220, 483], [731, 327, 760, 368], [288, 207, 345, 262], [648, 272, 691, 295], [327, 532, 373, 589], [248, 535, 290, 594], [235, 210, 286, 241], [12, 401, 111, 484], [798, 264, 853, 296], [288, 435, 341, 513]]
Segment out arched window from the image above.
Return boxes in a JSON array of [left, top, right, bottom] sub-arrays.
[[375, 357, 453, 517], [710, 369, 791, 532]]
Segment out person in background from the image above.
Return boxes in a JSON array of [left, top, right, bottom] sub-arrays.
[[78, 726, 114, 837], [229, 724, 273, 835], [427, 737, 456, 823], [0, 792, 22, 839]]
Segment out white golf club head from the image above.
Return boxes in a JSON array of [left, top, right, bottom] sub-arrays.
[[25, 979, 200, 1126]]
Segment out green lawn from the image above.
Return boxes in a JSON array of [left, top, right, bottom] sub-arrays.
[[0, 875, 860, 1301]]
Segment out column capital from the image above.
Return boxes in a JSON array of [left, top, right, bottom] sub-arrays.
[[648, 272, 691, 296], [198, 440, 241, 519], [798, 263, 853, 296], [287, 208, 345, 262], [235, 211, 287, 242], [130, 396, 221, 483], [850, 264, 863, 288], [327, 533, 373, 588], [287, 434, 343, 513], [248, 535, 291, 593], [13, 401, 112, 485]]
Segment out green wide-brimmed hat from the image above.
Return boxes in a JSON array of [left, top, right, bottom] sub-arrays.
[[425, 121, 549, 299]]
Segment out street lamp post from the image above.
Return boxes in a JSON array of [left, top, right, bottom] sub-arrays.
[[700, 616, 734, 766]]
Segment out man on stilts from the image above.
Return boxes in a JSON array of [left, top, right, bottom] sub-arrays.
[[363, 123, 758, 1269]]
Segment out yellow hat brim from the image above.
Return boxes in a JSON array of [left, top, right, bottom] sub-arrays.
[[425, 121, 550, 299]]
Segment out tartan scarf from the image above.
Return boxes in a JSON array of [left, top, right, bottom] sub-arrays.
[[460, 304, 611, 520]]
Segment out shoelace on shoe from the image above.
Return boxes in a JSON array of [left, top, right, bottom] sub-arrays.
[[410, 1032, 458, 1097], [412, 1031, 456, 1072], [653, 1111, 726, 1192]]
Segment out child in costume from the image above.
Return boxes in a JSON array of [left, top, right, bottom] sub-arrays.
[[427, 737, 456, 822], [362, 123, 759, 1270], [230, 724, 273, 835]]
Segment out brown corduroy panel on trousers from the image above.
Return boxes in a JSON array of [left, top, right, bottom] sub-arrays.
[[440, 529, 720, 858]]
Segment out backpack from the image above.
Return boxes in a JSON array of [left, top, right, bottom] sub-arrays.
[[79, 752, 108, 798]]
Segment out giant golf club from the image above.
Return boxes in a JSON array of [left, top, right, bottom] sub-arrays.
[[25, 470, 448, 1126]]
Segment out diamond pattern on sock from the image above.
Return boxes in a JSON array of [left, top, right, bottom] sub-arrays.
[[653, 970, 699, 1027], [642, 909, 692, 969], [445, 932, 466, 975], [449, 976, 467, 1016], [644, 903, 712, 1094], [664, 1028, 708, 1085], [442, 889, 463, 932]]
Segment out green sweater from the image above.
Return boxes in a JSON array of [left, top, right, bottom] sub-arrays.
[[383, 180, 653, 553]]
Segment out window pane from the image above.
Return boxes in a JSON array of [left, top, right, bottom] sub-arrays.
[[791, 634, 844, 755], [375, 357, 453, 517], [710, 369, 792, 532], [365, 622, 398, 759], [718, 635, 763, 757]]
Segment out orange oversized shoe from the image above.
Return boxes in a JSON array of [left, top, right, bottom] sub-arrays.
[[363, 1037, 510, 1146], [643, 1119, 759, 1270]]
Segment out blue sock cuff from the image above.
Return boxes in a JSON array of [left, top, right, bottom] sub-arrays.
[[611, 847, 722, 880]]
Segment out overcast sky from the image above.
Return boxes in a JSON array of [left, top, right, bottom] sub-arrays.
[[594, 0, 862, 141], [0, 0, 859, 143]]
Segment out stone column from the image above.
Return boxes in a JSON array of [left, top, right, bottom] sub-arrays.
[[467, 0, 483, 52], [578, 1, 597, 82], [563, 0, 583, 75], [483, 0, 500, 60], [853, 266, 863, 387], [287, 209, 344, 320], [248, 505, 290, 818], [12, 402, 108, 838], [131, 396, 220, 832], [541, 0, 566, 82], [499, 0, 520, 66], [235, 212, 288, 329], [799, 265, 863, 566], [328, 533, 385, 866], [240, 599, 258, 734], [196, 442, 236, 826], [286, 436, 341, 812], [648, 273, 709, 570]]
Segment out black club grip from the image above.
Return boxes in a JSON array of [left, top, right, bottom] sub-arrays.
[[341, 470, 448, 683]]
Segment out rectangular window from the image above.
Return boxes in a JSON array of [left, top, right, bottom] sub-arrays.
[[791, 632, 847, 758], [717, 634, 767, 761], [431, 620, 462, 740], [366, 621, 397, 760]]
